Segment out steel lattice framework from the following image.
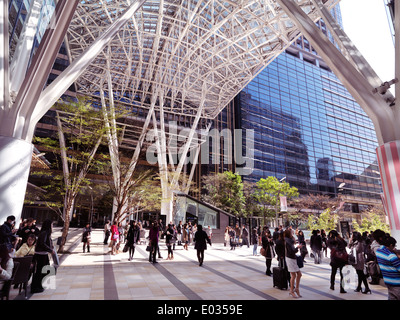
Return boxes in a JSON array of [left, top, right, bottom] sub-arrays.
[[66, 0, 340, 119]]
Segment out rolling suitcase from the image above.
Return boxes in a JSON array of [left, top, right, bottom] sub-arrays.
[[273, 258, 288, 290]]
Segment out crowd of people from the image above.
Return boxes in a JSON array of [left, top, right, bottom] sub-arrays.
[[223, 223, 400, 300], [0, 215, 57, 295], [1, 214, 399, 300], [102, 219, 213, 266]]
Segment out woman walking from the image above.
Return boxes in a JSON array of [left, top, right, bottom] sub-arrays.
[[110, 220, 119, 255], [251, 228, 258, 256], [182, 224, 189, 250], [148, 221, 159, 263], [310, 230, 323, 264], [261, 229, 275, 276], [194, 225, 211, 266], [165, 224, 175, 260], [349, 232, 371, 294], [82, 223, 91, 253], [126, 220, 140, 261], [284, 229, 303, 298]]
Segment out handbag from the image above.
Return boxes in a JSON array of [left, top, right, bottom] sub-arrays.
[[123, 243, 129, 253], [331, 248, 348, 264], [296, 255, 304, 268], [260, 247, 267, 257], [348, 247, 357, 265]]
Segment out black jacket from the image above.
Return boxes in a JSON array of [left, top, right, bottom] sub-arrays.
[[194, 230, 211, 251], [35, 231, 53, 253], [0, 222, 15, 248], [310, 234, 323, 251], [127, 225, 140, 245], [285, 237, 299, 259]]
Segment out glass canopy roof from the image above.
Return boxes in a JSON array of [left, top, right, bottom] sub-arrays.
[[66, 0, 340, 119]]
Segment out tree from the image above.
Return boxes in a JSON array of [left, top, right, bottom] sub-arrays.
[[201, 171, 246, 217], [352, 204, 390, 234], [288, 193, 337, 228], [253, 176, 299, 226], [33, 98, 108, 252], [306, 208, 339, 232]]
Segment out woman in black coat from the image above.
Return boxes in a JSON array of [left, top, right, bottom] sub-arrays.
[[194, 225, 211, 266], [126, 220, 140, 261], [31, 219, 54, 293], [261, 229, 275, 276], [327, 230, 348, 293]]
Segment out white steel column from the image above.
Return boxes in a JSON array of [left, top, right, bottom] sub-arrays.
[[277, 0, 400, 241], [0, 136, 32, 224]]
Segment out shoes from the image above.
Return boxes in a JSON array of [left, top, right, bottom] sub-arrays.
[[295, 289, 302, 298], [330, 285, 334, 290], [354, 287, 361, 292], [31, 288, 45, 294], [289, 291, 298, 298], [340, 288, 347, 293], [362, 289, 372, 294]]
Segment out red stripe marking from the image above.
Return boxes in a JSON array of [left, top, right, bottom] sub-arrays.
[[389, 142, 400, 230]]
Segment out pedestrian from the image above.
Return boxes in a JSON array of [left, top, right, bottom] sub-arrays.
[[31, 219, 55, 293], [262, 228, 275, 276], [234, 223, 240, 245], [349, 231, 371, 294], [110, 220, 119, 255], [375, 233, 400, 300], [310, 229, 323, 264], [194, 225, 211, 266], [148, 221, 159, 263], [284, 228, 303, 298], [206, 225, 213, 243], [177, 221, 183, 245], [327, 230, 347, 293], [103, 220, 111, 245], [126, 220, 140, 261], [183, 223, 189, 250], [297, 230, 308, 262], [82, 223, 91, 253], [165, 224, 175, 260], [229, 227, 236, 250], [224, 226, 230, 247], [275, 230, 290, 286], [251, 228, 258, 256], [272, 227, 280, 243], [0, 243, 14, 291], [321, 229, 328, 257], [241, 225, 249, 248], [0, 215, 18, 251], [367, 229, 384, 285]]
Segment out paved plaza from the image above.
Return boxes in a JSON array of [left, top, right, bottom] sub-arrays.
[[6, 227, 389, 303]]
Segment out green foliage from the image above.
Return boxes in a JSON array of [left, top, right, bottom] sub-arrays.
[[253, 176, 299, 224], [306, 208, 338, 231], [352, 213, 390, 234], [201, 171, 245, 217]]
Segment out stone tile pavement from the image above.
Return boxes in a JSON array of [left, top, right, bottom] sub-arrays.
[[7, 228, 389, 302]]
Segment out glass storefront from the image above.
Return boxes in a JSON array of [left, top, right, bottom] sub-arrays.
[[174, 195, 219, 229]]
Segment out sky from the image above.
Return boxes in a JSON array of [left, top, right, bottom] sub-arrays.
[[340, 0, 395, 84]]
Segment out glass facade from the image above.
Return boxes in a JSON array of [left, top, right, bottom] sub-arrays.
[[237, 50, 382, 204], [175, 195, 219, 229]]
